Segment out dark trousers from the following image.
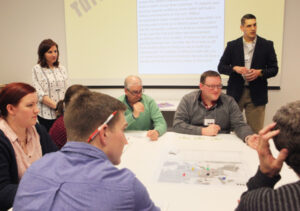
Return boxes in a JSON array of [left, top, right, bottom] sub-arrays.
[[38, 116, 56, 132]]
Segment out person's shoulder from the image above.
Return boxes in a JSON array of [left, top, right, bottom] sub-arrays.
[[117, 168, 138, 184], [58, 65, 66, 71], [177, 90, 199, 108], [25, 150, 60, 175], [227, 37, 243, 45], [97, 166, 136, 187], [257, 35, 274, 45], [57, 115, 65, 124], [35, 123, 47, 135], [182, 90, 200, 100], [53, 115, 64, 123], [119, 168, 136, 177], [32, 64, 42, 71], [49, 116, 64, 132], [118, 94, 126, 102], [0, 129, 12, 149], [142, 94, 156, 103], [220, 93, 236, 103]]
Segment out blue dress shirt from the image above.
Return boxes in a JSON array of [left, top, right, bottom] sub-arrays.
[[13, 142, 159, 211]]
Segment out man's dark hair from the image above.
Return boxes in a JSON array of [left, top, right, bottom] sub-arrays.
[[273, 100, 300, 175], [200, 70, 221, 84], [241, 14, 256, 25]]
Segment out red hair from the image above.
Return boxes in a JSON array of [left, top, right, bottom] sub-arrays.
[[0, 82, 36, 118]]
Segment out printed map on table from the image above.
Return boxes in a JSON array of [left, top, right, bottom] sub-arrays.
[[158, 150, 247, 186]]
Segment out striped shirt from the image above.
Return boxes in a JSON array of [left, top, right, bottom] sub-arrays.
[[32, 64, 68, 120], [236, 168, 300, 211]]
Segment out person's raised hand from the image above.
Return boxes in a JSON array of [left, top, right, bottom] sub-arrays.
[[246, 134, 259, 150], [133, 102, 144, 118], [257, 122, 289, 177]]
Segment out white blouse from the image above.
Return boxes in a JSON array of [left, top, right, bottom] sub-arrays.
[[32, 64, 68, 120]]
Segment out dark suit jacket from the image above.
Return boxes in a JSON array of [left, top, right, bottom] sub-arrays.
[[218, 36, 278, 106], [0, 124, 57, 211]]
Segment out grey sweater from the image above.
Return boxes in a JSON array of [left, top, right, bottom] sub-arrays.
[[173, 90, 253, 141]]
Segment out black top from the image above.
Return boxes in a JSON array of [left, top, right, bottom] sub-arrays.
[[236, 168, 300, 211], [0, 123, 57, 211]]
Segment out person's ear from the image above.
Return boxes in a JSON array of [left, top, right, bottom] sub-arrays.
[[124, 88, 128, 95], [6, 104, 16, 116], [199, 83, 204, 90], [98, 124, 109, 146]]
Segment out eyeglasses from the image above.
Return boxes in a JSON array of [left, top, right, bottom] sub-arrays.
[[127, 88, 144, 96], [87, 111, 117, 143], [203, 84, 223, 90]]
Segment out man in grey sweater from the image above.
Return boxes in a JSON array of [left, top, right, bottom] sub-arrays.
[[173, 70, 258, 149]]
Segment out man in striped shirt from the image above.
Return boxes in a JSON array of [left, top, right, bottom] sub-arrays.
[[236, 101, 300, 211]]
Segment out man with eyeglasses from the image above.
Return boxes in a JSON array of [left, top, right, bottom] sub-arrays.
[[218, 14, 278, 133], [173, 70, 258, 149], [119, 75, 167, 141], [13, 91, 160, 210]]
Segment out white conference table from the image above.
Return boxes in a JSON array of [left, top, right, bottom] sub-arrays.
[[118, 131, 298, 211]]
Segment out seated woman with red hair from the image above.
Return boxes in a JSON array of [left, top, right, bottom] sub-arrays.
[[0, 82, 57, 210]]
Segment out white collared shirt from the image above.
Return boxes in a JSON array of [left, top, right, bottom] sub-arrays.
[[243, 36, 257, 70], [243, 37, 257, 85]]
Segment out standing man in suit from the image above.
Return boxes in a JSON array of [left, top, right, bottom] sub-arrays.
[[218, 14, 278, 133]]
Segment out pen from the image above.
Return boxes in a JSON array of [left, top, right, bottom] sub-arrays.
[[88, 111, 117, 142]]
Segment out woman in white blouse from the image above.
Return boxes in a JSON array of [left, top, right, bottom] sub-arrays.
[[32, 39, 68, 131]]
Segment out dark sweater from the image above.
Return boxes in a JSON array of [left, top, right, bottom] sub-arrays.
[[0, 123, 57, 211], [236, 168, 300, 211]]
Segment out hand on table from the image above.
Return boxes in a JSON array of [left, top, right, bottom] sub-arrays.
[[201, 124, 221, 136], [147, 130, 159, 141]]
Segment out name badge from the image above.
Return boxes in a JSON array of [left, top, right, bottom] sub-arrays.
[[204, 118, 215, 126]]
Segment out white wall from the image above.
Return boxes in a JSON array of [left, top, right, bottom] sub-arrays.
[[0, 0, 67, 83], [0, 0, 300, 126]]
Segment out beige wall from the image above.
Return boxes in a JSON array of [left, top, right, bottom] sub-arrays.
[[0, 0, 299, 126], [265, 0, 300, 124]]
